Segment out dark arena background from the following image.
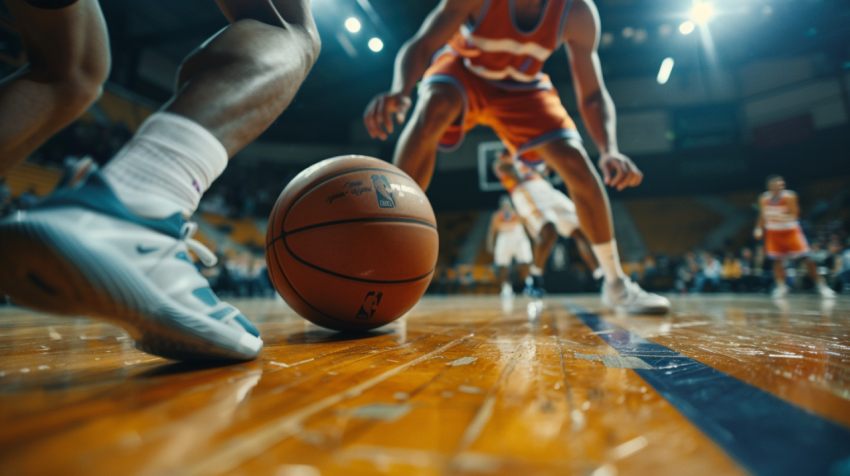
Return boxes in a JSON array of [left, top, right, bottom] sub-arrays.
[[1, 0, 850, 475]]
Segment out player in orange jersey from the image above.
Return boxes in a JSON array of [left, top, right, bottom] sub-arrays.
[[487, 195, 533, 297], [493, 149, 600, 296], [754, 175, 835, 298], [364, 0, 668, 313]]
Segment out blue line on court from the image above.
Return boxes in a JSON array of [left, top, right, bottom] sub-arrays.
[[565, 303, 850, 476]]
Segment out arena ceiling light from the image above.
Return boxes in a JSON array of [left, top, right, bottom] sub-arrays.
[[691, 1, 715, 24], [368, 37, 383, 52], [679, 21, 696, 35], [657, 57, 675, 85], [345, 17, 361, 33]]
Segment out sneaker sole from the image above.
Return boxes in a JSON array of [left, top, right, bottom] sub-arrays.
[[0, 219, 261, 361]]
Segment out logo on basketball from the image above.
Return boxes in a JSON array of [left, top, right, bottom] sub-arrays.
[[355, 291, 383, 320], [371, 174, 396, 208]]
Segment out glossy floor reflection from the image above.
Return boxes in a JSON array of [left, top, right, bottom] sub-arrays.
[[1, 295, 849, 476]]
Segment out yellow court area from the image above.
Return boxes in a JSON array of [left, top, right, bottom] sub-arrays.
[[1, 295, 849, 476]]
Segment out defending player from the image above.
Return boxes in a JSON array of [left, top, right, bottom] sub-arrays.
[[0, 0, 321, 360], [364, 0, 668, 313], [487, 195, 533, 297], [754, 175, 835, 298], [493, 149, 600, 296]]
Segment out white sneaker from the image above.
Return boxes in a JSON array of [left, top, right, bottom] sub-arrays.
[[601, 278, 670, 315], [501, 282, 513, 298], [772, 284, 789, 299], [0, 169, 262, 361], [817, 283, 836, 299]]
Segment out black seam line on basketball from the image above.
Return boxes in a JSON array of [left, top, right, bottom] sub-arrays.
[[265, 217, 436, 248], [271, 234, 358, 327], [282, 235, 435, 284], [285, 217, 436, 237], [281, 167, 418, 236]]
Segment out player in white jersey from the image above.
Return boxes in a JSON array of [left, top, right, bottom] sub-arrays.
[[754, 175, 834, 298], [493, 149, 600, 296], [487, 195, 533, 297]]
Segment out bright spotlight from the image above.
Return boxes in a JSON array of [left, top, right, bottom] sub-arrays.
[[344, 17, 361, 33], [368, 37, 383, 52], [679, 21, 695, 35], [657, 57, 675, 85], [691, 1, 715, 24]]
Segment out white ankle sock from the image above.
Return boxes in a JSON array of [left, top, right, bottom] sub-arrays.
[[529, 265, 544, 276], [102, 112, 228, 219], [591, 240, 626, 283]]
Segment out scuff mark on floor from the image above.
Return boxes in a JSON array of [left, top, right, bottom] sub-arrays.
[[448, 357, 478, 367], [349, 403, 413, 422], [574, 352, 601, 361], [600, 355, 653, 369], [458, 385, 483, 394]]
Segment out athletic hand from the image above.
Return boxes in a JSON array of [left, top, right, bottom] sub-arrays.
[[599, 152, 643, 191], [754, 228, 764, 240], [364, 91, 412, 140]]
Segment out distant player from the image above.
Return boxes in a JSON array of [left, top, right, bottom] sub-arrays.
[[0, 0, 321, 360], [754, 175, 835, 298], [493, 149, 600, 296], [364, 0, 669, 314], [487, 195, 533, 297]]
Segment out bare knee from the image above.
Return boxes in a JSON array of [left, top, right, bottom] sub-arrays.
[[47, 73, 105, 116], [29, 55, 109, 115], [540, 222, 558, 244], [411, 85, 463, 138]]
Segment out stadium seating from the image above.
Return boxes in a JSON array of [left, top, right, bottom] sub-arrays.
[[5, 162, 62, 198], [625, 197, 725, 256]]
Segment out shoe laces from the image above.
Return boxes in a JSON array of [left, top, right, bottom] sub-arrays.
[[180, 222, 218, 267]]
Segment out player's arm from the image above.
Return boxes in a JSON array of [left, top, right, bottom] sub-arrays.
[[754, 196, 765, 240], [363, 0, 480, 140], [785, 192, 800, 220], [561, 0, 642, 191]]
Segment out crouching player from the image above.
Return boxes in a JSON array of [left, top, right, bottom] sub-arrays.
[[494, 149, 600, 296]]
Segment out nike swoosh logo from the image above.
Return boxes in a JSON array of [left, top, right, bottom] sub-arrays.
[[136, 245, 159, 254]]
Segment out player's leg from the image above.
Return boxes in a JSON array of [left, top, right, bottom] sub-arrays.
[[0, 0, 321, 361], [802, 257, 836, 298], [393, 83, 463, 190], [533, 223, 558, 272], [525, 222, 556, 296], [772, 259, 788, 298], [570, 228, 601, 279], [0, 0, 110, 176], [494, 233, 509, 293], [534, 138, 668, 313], [104, 3, 320, 218]]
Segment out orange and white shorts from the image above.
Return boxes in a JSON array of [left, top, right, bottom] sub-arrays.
[[421, 50, 580, 165], [765, 226, 810, 260]]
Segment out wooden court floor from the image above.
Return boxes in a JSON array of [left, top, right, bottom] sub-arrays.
[[1, 294, 849, 476]]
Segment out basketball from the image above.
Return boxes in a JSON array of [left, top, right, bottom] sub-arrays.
[[265, 155, 439, 331]]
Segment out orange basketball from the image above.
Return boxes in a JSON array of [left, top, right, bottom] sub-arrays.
[[265, 156, 438, 331]]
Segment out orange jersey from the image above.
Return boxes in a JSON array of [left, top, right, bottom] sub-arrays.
[[761, 191, 799, 231], [761, 190, 810, 259], [493, 159, 543, 193], [494, 209, 521, 232], [421, 0, 581, 164], [447, 0, 571, 84]]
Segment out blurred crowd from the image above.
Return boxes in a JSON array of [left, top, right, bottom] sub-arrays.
[[634, 219, 850, 295]]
